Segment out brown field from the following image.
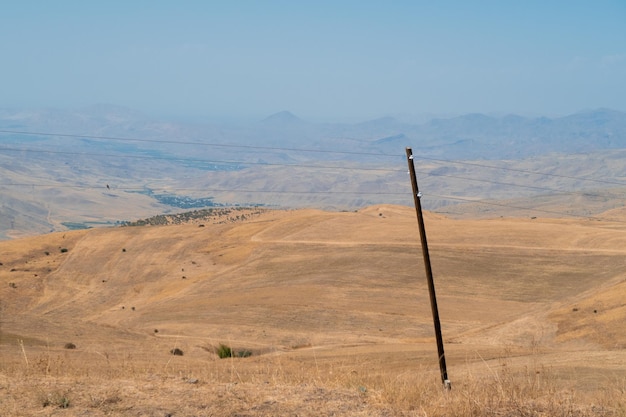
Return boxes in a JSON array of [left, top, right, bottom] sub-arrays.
[[1, 205, 626, 416]]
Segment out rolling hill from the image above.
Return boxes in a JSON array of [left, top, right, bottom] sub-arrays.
[[1, 205, 625, 415]]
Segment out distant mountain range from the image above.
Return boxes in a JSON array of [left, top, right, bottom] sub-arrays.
[[1, 105, 625, 238], [2, 106, 625, 161]]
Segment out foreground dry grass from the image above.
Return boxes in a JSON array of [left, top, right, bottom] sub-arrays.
[[2, 205, 626, 415], [2, 344, 624, 416]]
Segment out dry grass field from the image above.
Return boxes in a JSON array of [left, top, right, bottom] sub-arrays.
[[1, 205, 626, 416]]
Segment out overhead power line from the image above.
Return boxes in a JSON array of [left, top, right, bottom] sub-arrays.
[[414, 155, 626, 187], [0, 181, 409, 196], [0, 129, 401, 158], [2, 144, 624, 199], [0, 146, 401, 173], [2, 128, 624, 188], [427, 193, 626, 223]]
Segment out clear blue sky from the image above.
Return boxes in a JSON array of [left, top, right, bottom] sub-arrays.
[[1, 1, 625, 122]]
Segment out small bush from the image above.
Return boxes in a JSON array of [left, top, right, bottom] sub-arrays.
[[41, 391, 71, 409], [216, 344, 252, 358], [170, 348, 184, 356], [59, 396, 71, 409], [60, 248, 68, 253], [64, 343, 76, 349], [217, 344, 232, 359]]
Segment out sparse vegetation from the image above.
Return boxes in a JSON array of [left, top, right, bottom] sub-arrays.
[[216, 343, 233, 359], [39, 390, 71, 409], [121, 207, 266, 227], [2, 206, 626, 415], [0, 349, 621, 416], [216, 344, 253, 359]]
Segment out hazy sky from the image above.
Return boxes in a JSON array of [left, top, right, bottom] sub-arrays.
[[1, 1, 625, 122]]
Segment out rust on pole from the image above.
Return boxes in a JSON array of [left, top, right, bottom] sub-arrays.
[[406, 147, 451, 390]]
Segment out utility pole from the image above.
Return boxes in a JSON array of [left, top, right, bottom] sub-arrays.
[[406, 147, 451, 390]]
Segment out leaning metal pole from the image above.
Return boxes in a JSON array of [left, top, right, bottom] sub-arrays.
[[405, 147, 451, 390]]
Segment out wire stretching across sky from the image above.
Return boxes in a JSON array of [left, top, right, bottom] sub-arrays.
[[0, 129, 399, 158], [2, 144, 620, 200], [414, 155, 626, 188], [425, 193, 626, 223], [1, 129, 625, 188], [0, 145, 402, 174], [0, 143, 622, 202]]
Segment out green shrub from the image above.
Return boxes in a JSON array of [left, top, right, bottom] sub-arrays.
[[217, 344, 232, 358], [216, 344, 252, 358], [41, 391, 71, 409]]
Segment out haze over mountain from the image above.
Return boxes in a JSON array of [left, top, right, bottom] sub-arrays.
[[3, 105, 626, 159], [1, 105, 626, 239]]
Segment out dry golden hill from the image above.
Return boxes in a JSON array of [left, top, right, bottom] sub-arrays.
[[1, 205, 626, 416]]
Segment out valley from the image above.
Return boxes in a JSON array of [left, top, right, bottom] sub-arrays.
[[2, 106, 626, 240]]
